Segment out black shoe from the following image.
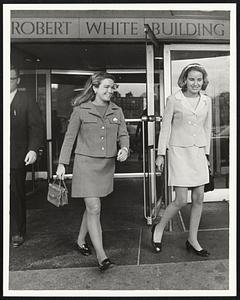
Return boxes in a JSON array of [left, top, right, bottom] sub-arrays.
[[98, 258, 115, 272], [75, 243, 92, 256], [151, 224, 162, 253], [12, 235, 24, 248], [185, 240, 210, 257]]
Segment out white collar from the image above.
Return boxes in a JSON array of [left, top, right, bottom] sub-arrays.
[[10, 89, 17, 103], [175, 89, 208, 114]]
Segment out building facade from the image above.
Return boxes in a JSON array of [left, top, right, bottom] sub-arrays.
[[10, 9, 231, 223]]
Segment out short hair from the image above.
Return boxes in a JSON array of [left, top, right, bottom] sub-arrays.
[[11, 64, 20, 78], [177, 63, 209, 91]]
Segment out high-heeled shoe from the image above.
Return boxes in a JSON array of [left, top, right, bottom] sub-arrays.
[[185, 240, 210, 257], [98, 258, 115, 272], [151, 224, 162, 253], [75, 242, 92, 256]]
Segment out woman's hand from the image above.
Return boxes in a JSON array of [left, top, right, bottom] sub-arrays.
[[117, 147, 128, 162], [206, 154, 211, 167], [156, 155, 165, 173], [56, 163, 65, 179]]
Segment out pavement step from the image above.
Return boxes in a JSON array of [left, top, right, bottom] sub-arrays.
[[9, 259, 229, 291]]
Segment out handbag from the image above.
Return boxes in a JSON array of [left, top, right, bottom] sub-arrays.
[[204, 166, 214, 192], [47, 178, 68, 207]]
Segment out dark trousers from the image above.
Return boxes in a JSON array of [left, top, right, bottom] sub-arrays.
[[10, 168, 27, 236]]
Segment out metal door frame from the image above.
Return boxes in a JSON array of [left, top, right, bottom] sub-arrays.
[[143, 24, 165, 225]]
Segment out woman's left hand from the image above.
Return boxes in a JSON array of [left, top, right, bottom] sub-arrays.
[[117, 148, 128, 162], [206, 155, 211, 167]]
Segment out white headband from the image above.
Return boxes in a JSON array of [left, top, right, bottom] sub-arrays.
[[183, 63, 205, 72]]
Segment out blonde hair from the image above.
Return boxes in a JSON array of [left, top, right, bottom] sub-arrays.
[[177, 63, 209, 92], [72, 72, 115, 106]]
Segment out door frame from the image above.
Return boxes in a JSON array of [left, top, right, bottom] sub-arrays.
[[163, 43, 230, 202], [142, 25, 166, 224], [50, 66, 161, 180]]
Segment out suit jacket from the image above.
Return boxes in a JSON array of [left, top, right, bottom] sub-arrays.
[[59, 101, 129, 165], [157, 90, 212, 156], [10, 90, 44, 169]]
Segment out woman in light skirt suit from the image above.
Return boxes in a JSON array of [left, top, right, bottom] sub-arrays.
[[153, 63, 212, 256], [56, 72, 129, 271]]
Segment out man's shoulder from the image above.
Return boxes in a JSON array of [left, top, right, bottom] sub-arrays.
[[13, 91, 40, 114], [14, 90, 33, 102]]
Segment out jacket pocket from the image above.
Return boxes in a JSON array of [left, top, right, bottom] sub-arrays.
[[82, 116, 98, 124], [108, 116, 121, 125]]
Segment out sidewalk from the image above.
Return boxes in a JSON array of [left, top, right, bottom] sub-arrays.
[[8, 178, 229, 292], [9, 259, 228, 291]]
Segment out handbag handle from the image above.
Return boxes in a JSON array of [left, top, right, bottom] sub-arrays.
[[61, 179, 67, 190], [53, 178, 67, 189]]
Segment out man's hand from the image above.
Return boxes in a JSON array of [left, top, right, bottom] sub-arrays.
[[24, 150, 37, 166]]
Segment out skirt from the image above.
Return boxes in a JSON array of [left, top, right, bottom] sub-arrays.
[[72, 154, 115, 198], [168, 146, 209, 187]]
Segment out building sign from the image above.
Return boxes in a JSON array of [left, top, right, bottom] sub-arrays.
[[11, 18, 79, 38], [11, 18, 230, 40], [145, 18, 228, 39], [80, 18, 144, 39]]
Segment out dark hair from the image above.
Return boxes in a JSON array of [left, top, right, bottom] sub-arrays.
[[11, 64, 20, 77], [177, 63, 209, 92], [72, 72, 116, 106]]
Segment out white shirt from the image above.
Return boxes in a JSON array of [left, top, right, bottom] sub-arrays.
[[10, 89, 17, 104]]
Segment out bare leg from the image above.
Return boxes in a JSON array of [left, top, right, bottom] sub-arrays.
[[154, 187, 188, 242], [77, 210, 88, 246], [188, 185, 204, 251], [77, 208, 103, 247], [84, 197, 107, 263]]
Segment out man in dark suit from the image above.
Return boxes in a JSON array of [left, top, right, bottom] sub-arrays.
[[10, 64, 44, 247]]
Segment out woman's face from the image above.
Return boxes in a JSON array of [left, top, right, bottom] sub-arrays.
[[185, 70, 204, 95], [94, 78, 115, 103]]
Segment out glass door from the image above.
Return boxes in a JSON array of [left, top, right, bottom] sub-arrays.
[[49, 45, 164, 224], [50, 69, 148, 177], [51, 70, 92, 176], [164, 44, 230, 202]]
